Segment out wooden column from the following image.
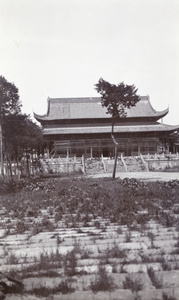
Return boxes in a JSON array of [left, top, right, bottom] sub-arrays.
[[138, 139, 141, 156], [46, 141, 50, 159], [0, 123, 3, 178], [67, 148, 69, 160], [90, 146, 93, 159]]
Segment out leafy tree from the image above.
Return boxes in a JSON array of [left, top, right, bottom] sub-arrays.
[[18, 115, 45, 162], [4, 114, 44, 158], [95, 78, 140, 179], [0, 76, 22, 177], [3, 113, 44, 177], [0, 76, 44, 179], [0, 76, 21, 116]]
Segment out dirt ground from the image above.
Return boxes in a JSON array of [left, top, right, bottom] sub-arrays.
[[87, 171, 179, 181]]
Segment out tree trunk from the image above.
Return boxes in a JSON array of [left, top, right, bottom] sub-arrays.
[[4, 138, 13, 182], [0, 123, 4, 179], [7, 155, 13, 181], [26, 148, 30, 178], [111, 119, 118, 180], [112, 144, 118, 179]]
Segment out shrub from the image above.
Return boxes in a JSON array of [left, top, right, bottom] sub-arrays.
[[57, 280, 75, 294], [80, 247, 93, 259], [162, 292, 177, 300], [3, 281, 24, 295], [116, 226, 123, 234], [90, 265, 114, 292], [123, 274, 143, 292], [171, 248, 179, 255], [24, 249, 62, 273], [94, 220, 101, 229], [147, 267, 163, 289], [161, 261, 172, 271], [148, 231, 155, 248], [105, 244, 127, 259], [6, 252, 20, 265], [64, 250, 77, 276], [120, 262, 127, 273], [15, 219, 28, 233], [125, 230, 132, 242], [29, 280, 75, 297]]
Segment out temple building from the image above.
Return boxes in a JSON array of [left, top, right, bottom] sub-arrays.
[[34, 96, 179, 158]]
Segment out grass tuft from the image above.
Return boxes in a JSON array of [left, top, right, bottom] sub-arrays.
[[28, 280, 75, 297], [90, 265, 115, 293], [123, 274, 143, 292]]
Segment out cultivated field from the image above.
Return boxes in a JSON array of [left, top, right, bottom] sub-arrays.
[[0, 176, 179, 300]]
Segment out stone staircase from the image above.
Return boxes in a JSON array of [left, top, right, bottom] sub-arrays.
[[39, 156, 148, 175], [40, 157, 83, 174], [85, 159, 104, 174], [103, 159, 126, 173], [124, 156, 147, 172]]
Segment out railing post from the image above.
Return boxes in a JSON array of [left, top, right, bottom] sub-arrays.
[[82, 154, 85, 173], [121, 153, 128, 172], [140, 153, 149, 172], [101, 154, 107, 173], [101, 154, 106, 172]]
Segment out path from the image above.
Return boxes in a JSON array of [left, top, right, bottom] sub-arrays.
[[87, 171, 179, 181]]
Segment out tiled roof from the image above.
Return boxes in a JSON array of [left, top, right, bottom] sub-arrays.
[[34, 96, 169, 122], [42, 123, 179, 136]]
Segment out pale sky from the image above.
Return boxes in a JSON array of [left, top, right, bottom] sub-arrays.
[[0, 0, 179, 125]]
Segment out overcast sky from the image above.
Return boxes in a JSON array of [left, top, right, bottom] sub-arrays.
[[0, 0, 179, 125]]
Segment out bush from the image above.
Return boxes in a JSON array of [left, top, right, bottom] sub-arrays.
[[105, 244, 127, 259], [64, 250, 77, 276], [162, 292, 177, 300], [29, 280, 75, 297], [123, 274, 143, 292], [147, 267, 163, 289], [90, 265, 114, 292]]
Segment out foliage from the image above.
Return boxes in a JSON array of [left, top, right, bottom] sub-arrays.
[[123, 274, 143, 292], [105, 244, 127, 259], [64, 250, 77, 276], [3, 281, 24, 295], [0, 76, 44, 179], [0, 76, 21, 178], [0, 75, 21, 116], [162, 292, 177, 300], [147, 267, 163, 289], [3, 113, 44, 162], [90, 265, 114, 292], [94, 78, 140, 124], [28, 280, 75, 297]]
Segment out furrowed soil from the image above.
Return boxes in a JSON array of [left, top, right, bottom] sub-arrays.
[[0, 176, 179, 300]]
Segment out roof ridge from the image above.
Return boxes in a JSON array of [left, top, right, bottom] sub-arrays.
[[48, 96, 149, 101]]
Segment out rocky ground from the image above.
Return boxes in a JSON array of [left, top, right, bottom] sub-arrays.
[[0, 176, 179, 300]]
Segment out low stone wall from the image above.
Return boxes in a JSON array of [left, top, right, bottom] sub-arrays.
[[40, 158, 83, 174], [145, 155, 179, 171]]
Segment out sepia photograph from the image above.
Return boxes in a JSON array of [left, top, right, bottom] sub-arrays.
[[0, 0, 179, 299]]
